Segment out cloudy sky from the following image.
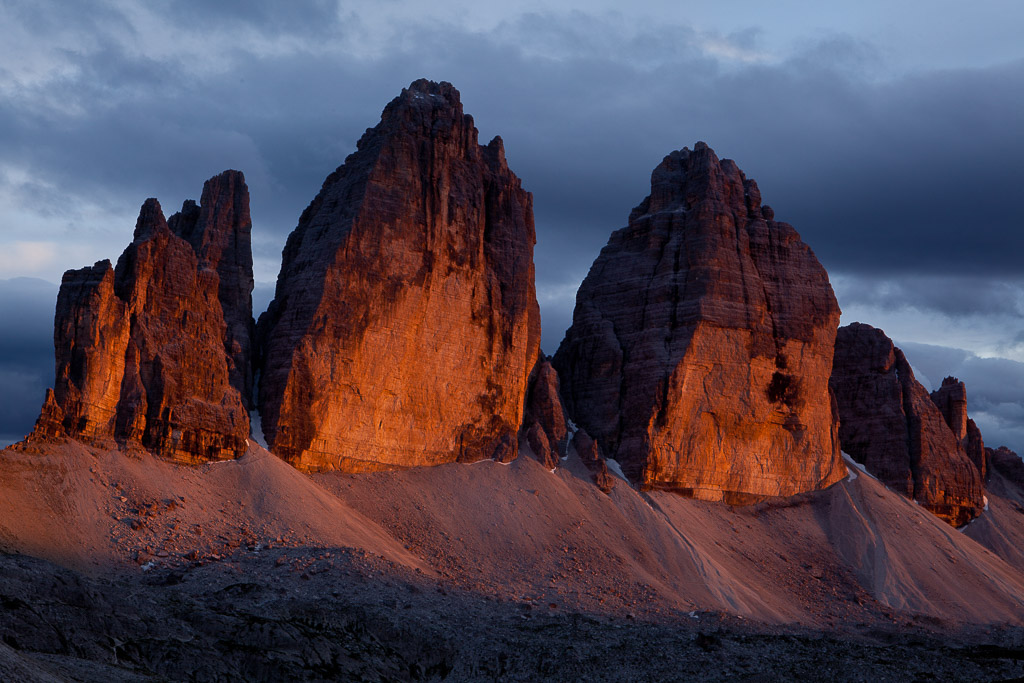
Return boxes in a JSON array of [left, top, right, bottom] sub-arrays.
[[1, 0, 1022, 452]]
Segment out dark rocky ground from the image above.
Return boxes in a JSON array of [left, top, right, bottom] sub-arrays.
[[1, 549, 1023, 682]]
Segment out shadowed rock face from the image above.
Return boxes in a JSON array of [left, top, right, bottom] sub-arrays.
[[257, 79, 541, 472], [930, 376, 986, 479], [521, 359, 569, 469], [553, 142, 844, 501], [33, 171, 253, 463], [831, 323, 984, 527], [988, 446, 1024, 486]]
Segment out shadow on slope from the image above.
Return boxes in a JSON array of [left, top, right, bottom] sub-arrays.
[[2, 438, 1023, 629]]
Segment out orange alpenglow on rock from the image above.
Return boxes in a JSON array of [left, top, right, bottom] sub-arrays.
[[256, 79, 542, 472], [33, 171, 254, 463], [553, 142, 845, 501], [830, 322, 985, 527]]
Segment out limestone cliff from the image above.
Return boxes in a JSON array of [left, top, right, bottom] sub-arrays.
[[553, 143, 845, 501], [257, 79, 541, 472], [33, 172, 254, 463], [831, 323, 984, 526]]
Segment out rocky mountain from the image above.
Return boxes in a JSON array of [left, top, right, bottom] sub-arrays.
[[830, 322, 985, 526], [32, 171, 254, 463], [930, 376, 987, 478], [988, 446, 1024, 486], [256, 79, 541, 472], [553, 142, 845, 501]]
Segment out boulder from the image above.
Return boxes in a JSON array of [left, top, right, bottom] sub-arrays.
[[257, 80, 541, 472], [32, 172, 254, 463], [553, 142, 844, 501], [831, 323, 984, 526]]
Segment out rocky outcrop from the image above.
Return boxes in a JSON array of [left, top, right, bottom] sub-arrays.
[[257, 79, 541, 472], [572, 429, 615, 494], [521, 360, 569, 469], [553, 142, 844, 501], [167, 172, 256, 406], [988, 446, 1024, 487], [32, 172, 254, 463], [830, 323, 984, 526], [930, 376, 986, 478]]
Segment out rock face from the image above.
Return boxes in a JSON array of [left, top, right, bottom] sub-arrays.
[[553, 142, 844, 501], [521, 360, 569, 468], [830, 323, 984, 526], [168, 172, 256, 407], [257, 79, 541, 472], [33, 171, 254, 463], [572, 429, 616, 494], [988, 446, 1024, 486], [930, 376, 986, 478]]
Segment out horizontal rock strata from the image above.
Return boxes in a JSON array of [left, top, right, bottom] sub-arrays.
[[33, 172, 254, 463], [257, 79, 541, 472], [554, 142, 845, 501]]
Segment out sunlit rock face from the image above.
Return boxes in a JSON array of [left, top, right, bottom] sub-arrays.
[[257, 79, 541, 472], [930, 376, 986, 479], [831, 323, 984, 527], [553, 142, 845, 501], [33, 172, 254, 463]]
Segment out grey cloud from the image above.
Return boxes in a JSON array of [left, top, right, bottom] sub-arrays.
[[835, 274, 1024, 318], [164, 0, 342, 35], [1, 7, 1022, 433], [899, 340, 1024, 455]]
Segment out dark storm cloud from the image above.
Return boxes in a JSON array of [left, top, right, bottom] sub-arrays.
[[5, 8, 1019, 280], [836, 275, 1024, 318], [1, 5, 1022, 416], [0, 279, 56, 445]]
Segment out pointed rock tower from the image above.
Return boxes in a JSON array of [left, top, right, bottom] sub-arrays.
[[554, 143, 845, 501], [930, 376, 986, 479], [257, 79, 541, 472], [830, 323, 984, 526], [33, 171, 254, 463]]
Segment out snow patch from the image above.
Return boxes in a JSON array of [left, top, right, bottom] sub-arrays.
[[841, 452, 876, 481], [563, 419, 579, 461], [605, 458, 628, 480], [140, 561, 156, 572], [469, 458, 513, 466]]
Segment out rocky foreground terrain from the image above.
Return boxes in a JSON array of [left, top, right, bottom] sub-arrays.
[[3, 546, 1024, 682], [2, 439, 1024, 681]]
